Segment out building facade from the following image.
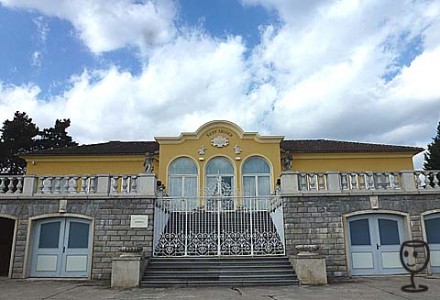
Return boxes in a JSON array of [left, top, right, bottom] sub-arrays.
[[0, 120, 439, 281]]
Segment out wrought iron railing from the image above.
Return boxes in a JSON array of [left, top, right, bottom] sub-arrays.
[[153, 196, 285, 257]]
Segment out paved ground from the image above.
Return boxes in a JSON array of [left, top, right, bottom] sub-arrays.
[[1, 276, 440, 300]]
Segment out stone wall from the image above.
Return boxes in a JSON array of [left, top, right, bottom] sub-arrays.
[[283, 193, 440, 277], [0, 197, 154, 280]]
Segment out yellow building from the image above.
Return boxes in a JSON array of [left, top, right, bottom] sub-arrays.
[[22, 120, 422, 190], [3, 120, 440, 283]]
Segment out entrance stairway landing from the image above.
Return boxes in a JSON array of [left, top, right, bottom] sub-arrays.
[[141, 256, 298, 287]]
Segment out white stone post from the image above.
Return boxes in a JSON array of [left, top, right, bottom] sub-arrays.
[[326, 172, 341, 192], [111, 247, 144, 288], [96, 175, 111, 194], [280, 172, 299, 194], [137, 173, 157, 196], [22, 175, 36, 196], [290, 245, 327, 285], [400, 171, 417, 192]]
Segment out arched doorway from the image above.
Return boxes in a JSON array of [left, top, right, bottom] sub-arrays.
[[424, 213, 440, 273], [346, 213, 407, 275], [30, 217, 92, 278], [0, 217, 15, 277]]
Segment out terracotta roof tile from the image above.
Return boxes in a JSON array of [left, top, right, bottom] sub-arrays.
[[281, 139, 424, 154], [23, 139, 424, 156], [23, 141, 159, 156]]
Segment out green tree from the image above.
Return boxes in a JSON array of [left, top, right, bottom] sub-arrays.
[[0, 112, 78, 175], [424, 121, 440, 170], [37, 119, 78, 150], [0, 111, 39, 174]]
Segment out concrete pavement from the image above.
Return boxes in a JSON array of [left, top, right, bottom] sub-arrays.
[[1, 276, 440, 300]]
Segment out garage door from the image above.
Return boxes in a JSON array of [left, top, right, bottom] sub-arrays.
[[30, 217, 92, 278], [425, 213, 440, 273], [347, 214, 406, 275]]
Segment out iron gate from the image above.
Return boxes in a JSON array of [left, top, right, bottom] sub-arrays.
[[153, 195, 285, 256]]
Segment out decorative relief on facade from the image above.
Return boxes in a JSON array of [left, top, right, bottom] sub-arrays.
[[233, 145, 241, 154], [198, 145, 206, 155], [211, 136, 229, 148]]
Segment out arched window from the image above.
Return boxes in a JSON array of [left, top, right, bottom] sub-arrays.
[[205, 157, 234, 195], [205, 157, 234, 210], [242, 157, 271, 196], [242, 157, 271, 209], [168, 157, 198, 209]]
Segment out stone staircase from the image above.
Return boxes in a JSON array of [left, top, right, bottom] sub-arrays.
[[141, 256, 298, 287]]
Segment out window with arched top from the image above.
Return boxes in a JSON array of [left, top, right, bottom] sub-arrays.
[[205, 157, 234, 196], [242, 157, 271, 196], [242, 157, 271, 209], [168, 157, 198, 209]]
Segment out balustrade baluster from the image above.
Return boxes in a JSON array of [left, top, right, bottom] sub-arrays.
[[16, 178, 23, 194], [7, 177, 14, 193], [81, 176, 88, 193], [130, 176, 137, 193], [392, 172, 400, 189], [358, 173, 366, 190], [350, 173, 358, 190], [423, 172, 432, 189], [414, 172, 422, 189], [341, 174, 348, 190], [37, 177, 45, 193], [0, 178, 5, 193], [317, 174, 326, 190], [376, 174, 384, 190], [89, 177, 96, 193], [122, 176, 128, 193], [54, 177, 61, 194], [299, 174, 308, 191], [69, 177, 78, 194], [63, 176, 70, 193], [366, 173, 374, 189], [111, 177, 118, 193], [433, 171, 440, 189], [309, 174, 316, 190], [384, 173, 390, 189]]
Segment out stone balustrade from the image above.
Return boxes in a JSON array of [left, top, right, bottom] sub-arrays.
[[281, 170, 440, 194], [0, 173, 157, 197]]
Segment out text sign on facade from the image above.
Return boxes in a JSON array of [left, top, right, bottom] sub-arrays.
[[130, 215, 148, 228]]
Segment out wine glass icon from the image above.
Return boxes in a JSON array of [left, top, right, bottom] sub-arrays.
[[399, 240, 430, 292]]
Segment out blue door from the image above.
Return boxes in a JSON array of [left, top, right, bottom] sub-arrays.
[[347, 214, 406, 275], [31, 218, 91, 278], [425, 214, 440, 273]]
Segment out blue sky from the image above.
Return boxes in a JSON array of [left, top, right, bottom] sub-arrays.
[[0, 0, 440, 168]]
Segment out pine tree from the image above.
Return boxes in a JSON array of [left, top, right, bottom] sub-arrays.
[[0, 112, 78, 175], [424, 121, 440, 170], [37, 119, 78, 150], [0, 112, 39, 174]]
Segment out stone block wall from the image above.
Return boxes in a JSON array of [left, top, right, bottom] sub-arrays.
[[283, 193, 440, 277], [0, 197, 154, 280]]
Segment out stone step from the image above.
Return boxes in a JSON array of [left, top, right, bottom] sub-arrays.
[[141, 256, 298, 287]]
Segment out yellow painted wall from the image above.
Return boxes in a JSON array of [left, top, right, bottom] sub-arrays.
[[21, 121, 417, 190], [290, 153, 415, 172], [23, 155, 152, 175], [156, 121, 283, 196]]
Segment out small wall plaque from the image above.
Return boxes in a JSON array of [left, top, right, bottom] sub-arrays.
[[130, 215, 148, 228], [370, 196, 379, 209]]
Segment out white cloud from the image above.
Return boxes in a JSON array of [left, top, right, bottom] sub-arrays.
[[0, 33, 254, 143], [0, 0, 176, 53]]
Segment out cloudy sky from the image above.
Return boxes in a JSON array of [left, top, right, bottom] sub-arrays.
[[1, 0, 439, 167]]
